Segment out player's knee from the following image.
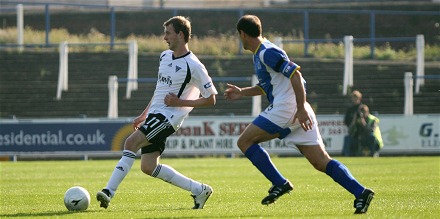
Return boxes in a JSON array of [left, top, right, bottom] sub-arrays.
[[124, 134, 134, 145], [123, 138, 137, 152], [124, 135, 144, 152], [305, 153, 330, 172], [311, 161, 326, 172], [141, 164, 155, 175], [237, 137, 252, 152], [313, 157, 333, 172]]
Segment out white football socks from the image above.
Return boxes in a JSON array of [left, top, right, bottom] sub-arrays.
[[105, 150, 136, 196], [152, 163, 203, 195]]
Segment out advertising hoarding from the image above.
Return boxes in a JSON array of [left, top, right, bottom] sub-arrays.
[[1, 115, 439, 156]]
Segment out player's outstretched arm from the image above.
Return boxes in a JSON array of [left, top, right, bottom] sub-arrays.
[[224, 83, 263, 100], [165, 93, 216, 107]]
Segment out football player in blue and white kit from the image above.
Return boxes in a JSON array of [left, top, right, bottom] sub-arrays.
[[225, 15, 374, 214], [97, 16, 217, 210]]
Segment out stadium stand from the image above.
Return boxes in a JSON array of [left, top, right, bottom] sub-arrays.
[[1, 52, 438, 119], [0, 1, 438, 118]]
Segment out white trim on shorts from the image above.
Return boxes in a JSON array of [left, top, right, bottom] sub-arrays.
[[259, 102, 325, 148]]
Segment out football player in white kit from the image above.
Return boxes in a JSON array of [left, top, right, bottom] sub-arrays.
[[225, 15, 374, 214], [97, 16, 217, 210]]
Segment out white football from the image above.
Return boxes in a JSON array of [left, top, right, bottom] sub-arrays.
[[64, 186, 91, 211]]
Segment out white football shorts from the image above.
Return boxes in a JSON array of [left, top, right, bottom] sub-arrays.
[[253, 102, 325, 148]]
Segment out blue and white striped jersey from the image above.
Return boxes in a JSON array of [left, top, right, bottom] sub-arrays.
[[254, 39, 304, 108]]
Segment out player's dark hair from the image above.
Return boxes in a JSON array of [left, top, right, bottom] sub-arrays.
[[164, 16, 191, 43], [236, 15, 262, 37]]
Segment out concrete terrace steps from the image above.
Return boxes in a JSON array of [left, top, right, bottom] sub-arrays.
[[1, 52, 439, 118], [116, 82, 255, 117]]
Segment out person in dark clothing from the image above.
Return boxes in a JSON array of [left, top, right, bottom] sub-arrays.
[[342, 90, 363, 156]]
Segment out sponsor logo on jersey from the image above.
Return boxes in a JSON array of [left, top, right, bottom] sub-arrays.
[[158, 73, 173, 86], [283, 65, 291, 74], [283, 62, 295, 74], [204, 82, 213, 89], [168, 63, 172, 67], [175, 65, 182, 72]]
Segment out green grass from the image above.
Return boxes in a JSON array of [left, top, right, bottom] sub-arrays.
[[1, 156, 439, 218]]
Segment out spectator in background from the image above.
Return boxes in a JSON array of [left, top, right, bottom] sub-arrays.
[[343, 90, 363, 156], [349, 104, 383, 157]]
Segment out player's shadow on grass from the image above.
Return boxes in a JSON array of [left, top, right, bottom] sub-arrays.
[[0, 210, 99, 218]]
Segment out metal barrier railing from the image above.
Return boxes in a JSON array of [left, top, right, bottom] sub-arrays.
[[1, 2, 438, 55], [55, 40, 137, 100], [107, 76, 259, 119], [276, 35, 425, 96], [404, 74, 440, 115]]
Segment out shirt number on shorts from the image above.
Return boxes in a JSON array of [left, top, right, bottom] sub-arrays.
[[145, 117, 160, 129]]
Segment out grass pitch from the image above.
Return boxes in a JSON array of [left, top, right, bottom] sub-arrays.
[[1, 156, 439, 218]]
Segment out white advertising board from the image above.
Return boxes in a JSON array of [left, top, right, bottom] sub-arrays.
[[1, 115, 438, 157], [164, 115, 440, 156]]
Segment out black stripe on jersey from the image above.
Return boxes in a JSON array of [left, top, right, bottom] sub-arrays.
[[160, 53, 166, 61], [177, 62, 192, 98]]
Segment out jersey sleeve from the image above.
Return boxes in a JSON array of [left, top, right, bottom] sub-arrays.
[[191, 63, 218, 98], [159, 50, 170, 61], [261, 48, 301, 78]]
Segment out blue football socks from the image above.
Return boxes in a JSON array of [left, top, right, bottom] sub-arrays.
[[245, 144, 287, 186], [325, 159, 365, 198]]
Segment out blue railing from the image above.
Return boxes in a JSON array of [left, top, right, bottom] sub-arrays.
[[1, 1, 439, 57], [414, 75, 440, 79]]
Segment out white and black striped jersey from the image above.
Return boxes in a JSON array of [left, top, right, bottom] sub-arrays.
[[147, 50, 218, 130]]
